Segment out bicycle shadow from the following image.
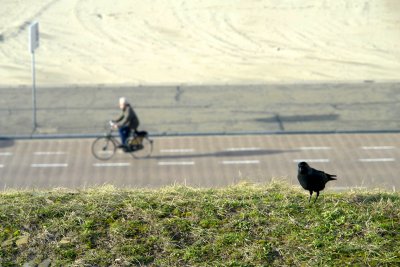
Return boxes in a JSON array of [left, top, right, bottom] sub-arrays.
[[150, 148, 299, 160], [0, 138, 15, 149]]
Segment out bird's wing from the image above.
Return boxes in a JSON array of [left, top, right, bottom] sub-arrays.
[[312, 168, 336, 180], [312, 168, 327, 177]]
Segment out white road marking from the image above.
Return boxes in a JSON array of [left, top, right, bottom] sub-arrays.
[[160, 149, 194, 153], [222, 160, 260, 165], [299, 146, 331, 150], [361, 146, 395, 150], [99, 150, 116, 155], [358, 158, 395, 162], [225, 147, 261, 151], [331, 186, 368, 191], [0, 164, 4, 168], [293, 159, 330, 163], [158, 161, 195, 166], [93, 163, 131, 167], [31, 163, 68, 168], [34, 151, 66, 155], [0, 152, 12, 156]]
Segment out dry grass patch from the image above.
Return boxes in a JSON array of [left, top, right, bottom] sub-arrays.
[[0, 182, 399, 266]]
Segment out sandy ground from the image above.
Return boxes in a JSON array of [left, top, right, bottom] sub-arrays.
[[0, 0, 400, 85]]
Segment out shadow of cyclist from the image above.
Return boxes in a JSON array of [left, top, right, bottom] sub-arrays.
[[0, 138, 15, 149], [151, 148, 298, 160]]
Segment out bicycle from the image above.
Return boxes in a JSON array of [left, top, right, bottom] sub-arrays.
[[92, 121, 153, 160]]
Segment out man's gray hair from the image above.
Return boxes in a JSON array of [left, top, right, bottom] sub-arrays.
[[119, 97, 128, 105]]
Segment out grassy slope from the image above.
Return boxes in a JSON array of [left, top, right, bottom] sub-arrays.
[[0, 183, 399, 266]]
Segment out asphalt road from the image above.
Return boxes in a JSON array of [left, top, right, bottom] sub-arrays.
[[0, 133, 399, 191], [1, 82, 400, 136]]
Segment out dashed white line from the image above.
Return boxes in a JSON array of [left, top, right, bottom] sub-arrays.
[[158, 161, 195, 166], [93, 163, 131, 167], [34, 151, 66, 155], [0, 152, 12, 156], [160, 149, 195, 153], [331, 186, 368, 191], [222, 160, 260, 165], [293, 159, 330, 163], [299, 146, 331, 150], [358, 158, 395, 162], [0, 164, 4, 168], [225, 147, 261, 151], [361, 146, 395, 150], [31, 163, 68, 168]]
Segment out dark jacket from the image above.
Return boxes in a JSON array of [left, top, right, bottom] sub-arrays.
[[115, 104, 139, 130]]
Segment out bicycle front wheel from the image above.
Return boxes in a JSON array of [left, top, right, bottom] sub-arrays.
[[132, 137, 153, 159], [92, 137, 117, 160]]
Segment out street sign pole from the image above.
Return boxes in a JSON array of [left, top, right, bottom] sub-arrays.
[[31, 51, 36, 130], [29, 22, 39, 130]]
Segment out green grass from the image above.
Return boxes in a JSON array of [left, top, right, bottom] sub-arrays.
[[0, 182, 399, 266]]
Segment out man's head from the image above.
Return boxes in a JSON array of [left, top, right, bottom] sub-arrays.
[[119, 97, 128, 109]]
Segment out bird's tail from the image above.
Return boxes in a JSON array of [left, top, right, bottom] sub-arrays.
[[328, 174, 337, 180]]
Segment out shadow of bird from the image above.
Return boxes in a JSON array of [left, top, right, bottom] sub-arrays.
[[297, 161, 337, 202]]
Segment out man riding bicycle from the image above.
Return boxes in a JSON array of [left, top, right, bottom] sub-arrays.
[[112, 97, 140, 149]]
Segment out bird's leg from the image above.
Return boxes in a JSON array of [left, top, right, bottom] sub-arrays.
[[308, 191, 313, 202], [314, 191, 320, 203]]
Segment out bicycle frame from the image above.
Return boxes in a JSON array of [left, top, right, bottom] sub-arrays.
[[106, 127, 144, 148], [92, 121, 153, 160]]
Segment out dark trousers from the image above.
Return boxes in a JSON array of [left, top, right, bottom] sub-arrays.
[[119, 126, 131, 146]]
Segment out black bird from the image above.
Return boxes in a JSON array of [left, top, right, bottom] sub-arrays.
[[297, 161, 337, 202]]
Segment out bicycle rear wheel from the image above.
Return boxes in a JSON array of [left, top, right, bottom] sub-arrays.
[[132, 137, 153, 159], [92, 137, 117, 160]]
